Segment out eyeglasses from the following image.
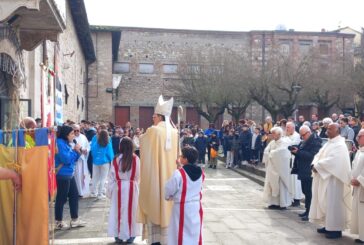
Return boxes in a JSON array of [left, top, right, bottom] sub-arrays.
[[300, 131, 309, 137], [74, 130, 80, 132]]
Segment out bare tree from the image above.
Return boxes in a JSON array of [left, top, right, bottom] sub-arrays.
[[249, 52, 310, 120], [225, 52, 251, 123], [301, 49, 354, 115], [169, 48, 230, 123]]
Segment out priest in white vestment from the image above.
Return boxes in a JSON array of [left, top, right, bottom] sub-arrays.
[[286, 122, 303, 206], [309, 123, 352, 239], [263, 126, 293, 209], [72, 124, 91, 197], [351, 129, 364, 244]]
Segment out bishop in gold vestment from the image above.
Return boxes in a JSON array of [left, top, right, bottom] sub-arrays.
[[138, 96, 178, 245]]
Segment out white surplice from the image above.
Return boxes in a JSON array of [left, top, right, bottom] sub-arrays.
[[351, 147, 364, 241], [309, 135, 352, 231], [165, 168, 204, 245], [263, 137, 293, 207], [74, 134, 91, 196], [107, 154, 141, 240], [286, 132, 304, 200]]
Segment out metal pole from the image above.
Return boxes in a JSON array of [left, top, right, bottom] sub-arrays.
[[13, 128, 18, 245]]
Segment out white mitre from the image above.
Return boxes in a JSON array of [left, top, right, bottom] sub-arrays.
[[155, 95, 174, 150]]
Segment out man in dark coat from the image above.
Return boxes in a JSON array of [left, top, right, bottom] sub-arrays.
[[251, 127, 262, 164], [194, 131, 208, 165], [290, 125, 322, 221], [239, 124, 252, 165]]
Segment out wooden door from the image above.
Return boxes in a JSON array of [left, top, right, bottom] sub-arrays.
[[115, 106, 130, 128], [139, 107, 154, 131]]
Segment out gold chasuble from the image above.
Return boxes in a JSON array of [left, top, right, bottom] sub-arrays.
[[138, 121, 178, 228], [0, 129, 49, 245]]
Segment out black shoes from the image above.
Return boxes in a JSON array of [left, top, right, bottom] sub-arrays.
[[325, 231, 342, 239], [355, 239, 364, 244], [268, 205, 287, 210], [291, 199, 301, 207], [298, 211, 307, 217], [317, 228, 342, 239], [317, 227, 327, 234], [268, 205, 280, 210], [301, 216, 308, 221], [208, 165, 212, 168], [213, 165, 216, 169]]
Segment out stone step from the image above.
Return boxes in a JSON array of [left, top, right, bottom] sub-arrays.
[[231, 167, 265, 186]]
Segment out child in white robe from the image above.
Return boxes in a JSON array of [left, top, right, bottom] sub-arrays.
[[107, 137, 141, 244], [165, 146, 204, 245]]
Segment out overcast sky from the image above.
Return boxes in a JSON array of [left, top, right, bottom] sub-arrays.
[[84, 0, 363, 32]]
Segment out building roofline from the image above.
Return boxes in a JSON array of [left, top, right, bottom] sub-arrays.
[[332, 26, 361, 34], [69, 0, 96, 64], [90, 25, 356, 38]]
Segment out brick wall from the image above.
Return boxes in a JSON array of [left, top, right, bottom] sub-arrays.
[[87, 32, 113, 122], [89, 27, 354, 126]]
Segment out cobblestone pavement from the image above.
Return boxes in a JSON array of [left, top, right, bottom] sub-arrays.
[[52, 160, 357, 245]]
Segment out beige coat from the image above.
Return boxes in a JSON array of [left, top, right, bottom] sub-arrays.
[[137, 121, 178, 228]]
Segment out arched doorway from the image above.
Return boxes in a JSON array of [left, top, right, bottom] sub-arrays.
[[0, 25, 27, 129], [0, 70, 12, 129]]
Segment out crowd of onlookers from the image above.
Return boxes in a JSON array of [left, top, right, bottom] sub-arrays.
[[177, 112, 363, 170]]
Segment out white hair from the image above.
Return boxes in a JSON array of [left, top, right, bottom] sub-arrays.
[[322, 117, 333, 124], [303, 121, 311, 127], [286, 121, 295, 128], [271, 126, 283, 135], [299, 125, 311, 133]]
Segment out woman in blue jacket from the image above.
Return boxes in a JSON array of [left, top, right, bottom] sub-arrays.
[[90, 129, 114, 199], [55, 125, 85, 230]]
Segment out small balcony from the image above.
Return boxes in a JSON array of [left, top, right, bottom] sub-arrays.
[[0, 0, 66, 50]]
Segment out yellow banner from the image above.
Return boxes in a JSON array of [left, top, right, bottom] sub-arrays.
[[0, 145, 49, 245]]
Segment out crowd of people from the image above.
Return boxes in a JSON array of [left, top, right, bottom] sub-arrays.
[[174, 112, 363, 242], [1, 108, 364, 244]]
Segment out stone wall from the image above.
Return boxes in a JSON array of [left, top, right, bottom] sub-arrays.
[[115, 28, 250, 107], [90, 27, 355, 126], [87, 31, 113, 122]]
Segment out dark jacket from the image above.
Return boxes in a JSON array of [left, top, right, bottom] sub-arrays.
[[194, 136, 208, 155], [351, 125, 360, 146], [292, 133, 322, 180], [111, 136, 121, 155], [319, 127, 327, 138], [85, 128, 96, 142], [251, 134, 262, 151], [224, 135, 234, 151], [182, 136, 195, 147], [231, 134, 240, 151], [209, 136, 220, 151], [239, 130, 252, 150]]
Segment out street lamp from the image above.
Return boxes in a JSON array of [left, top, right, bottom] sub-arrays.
[[292, 83, 302, 121]]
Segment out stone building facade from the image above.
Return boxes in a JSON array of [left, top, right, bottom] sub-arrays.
[[0, 0, 95, 128], [88, 26, 355, 128], [87, 31, 114, 122]]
